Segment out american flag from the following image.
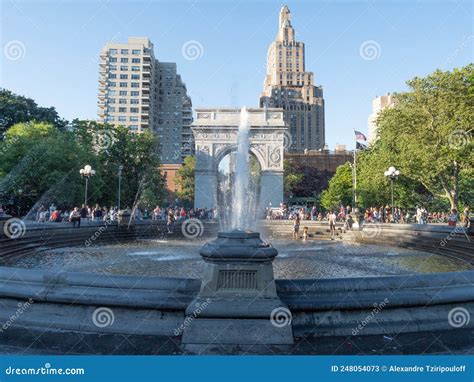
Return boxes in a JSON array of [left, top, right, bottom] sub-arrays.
[[354, 130, 367, 141]]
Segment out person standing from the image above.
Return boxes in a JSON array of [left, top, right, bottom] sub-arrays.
[[80, 204, 88, 224], [292, 214, 300, 239], [448, 209, 458, 227], [463, 206, 470, 228], [329, 210, 337, 239], [167, 209, 175, 234]]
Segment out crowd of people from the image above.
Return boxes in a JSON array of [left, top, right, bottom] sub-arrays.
[[266, 204, 470, 225], [31, 203, 218, 229], [4, 201, 468, 232]]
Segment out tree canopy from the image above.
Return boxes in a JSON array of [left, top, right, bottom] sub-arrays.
[[0, 89, 68, 136], [0, 120, 166, 215], [321, 64, 473, 211]]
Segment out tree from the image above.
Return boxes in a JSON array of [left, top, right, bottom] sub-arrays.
[[0, 120, 166, 215], [0, 89, 68, 136], [70, 120, 166, 209], [320, 163, 353, 210], [0, 122, 97, 213], [283, 159, 303, 197], [175, 155, 195, 204], [374, 64, 473, 209]]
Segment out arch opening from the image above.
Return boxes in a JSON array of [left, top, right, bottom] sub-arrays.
[[217, 150, 262, 230]]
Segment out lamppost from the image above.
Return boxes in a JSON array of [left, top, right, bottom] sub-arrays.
[[17, 188, 22, 217], [117, 165, 123, 211], [384, 166, 400, 222], [79, 165, 95, 206]]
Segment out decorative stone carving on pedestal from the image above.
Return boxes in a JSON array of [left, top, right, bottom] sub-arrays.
[[181, 230, 294, 346], [193, 108, 288, 210]]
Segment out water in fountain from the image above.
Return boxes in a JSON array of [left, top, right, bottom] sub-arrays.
[[231, 107, 252, 230]]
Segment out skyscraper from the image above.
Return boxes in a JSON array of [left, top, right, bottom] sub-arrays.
[[98, 37, 156, 134], [260, 6, 325, 152], [98, 37, 193, 164], [368, 93, 395, 144]]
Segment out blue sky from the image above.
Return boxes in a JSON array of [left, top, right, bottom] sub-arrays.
[[1, 0, 472, 149]]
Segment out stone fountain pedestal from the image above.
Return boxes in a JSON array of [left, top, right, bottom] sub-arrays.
[[181, 230, 294, 347]]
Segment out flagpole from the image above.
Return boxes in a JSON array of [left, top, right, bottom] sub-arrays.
[[353, 130, 357, 208]]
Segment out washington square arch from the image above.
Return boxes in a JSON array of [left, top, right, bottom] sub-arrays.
[[192, 108, 288, 212]]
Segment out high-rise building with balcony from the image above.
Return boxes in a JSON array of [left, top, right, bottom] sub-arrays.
[[259, 6, 325, 152], [155, 62, 193, 163], [97, 37, 193, 164], [368, 93, 396, 144]]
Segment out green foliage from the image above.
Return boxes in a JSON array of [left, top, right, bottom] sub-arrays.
[[320, 163, 353, 210], [283, 159, 303, 197], [175, 155, 195, 204], [321, 64, 474, 211], [0, 120, 166, 214], [373, 64, 473, 209], [0, 89, 67, 136]]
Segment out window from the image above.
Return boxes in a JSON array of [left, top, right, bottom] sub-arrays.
[[109, 57, 117, 63], [120, 74, 128, 79], [121, 58, 128, 63], [108, 90, 116, 96], [131, 74, 140, 80], [130, 116, 139, 122], [106, 116, 115, 122], [121, 49, 129, 54], [109, 49, 117, 54], [107, 107, 115, 112], [132, 58, 140, 63], [119, 107, 126, 112], [119, 91, 127, 96], [119, 99, 127, 104], [129, 125, 138, 130], [108, 98, 116, 104], [130, 99, 139, 104], [109, 73, 116, 79], [131, 82, 139, 88], [120, 82, 127, 87], [118, 116, 126, 122], [108, 82, 116, 87], [120, 65, 128, 71], [131, 91, 139, 96], [109, 65, 117, 70], [131, 66, 140, 71], [130, 107, 139, 113]]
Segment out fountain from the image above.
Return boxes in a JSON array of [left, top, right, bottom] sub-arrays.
[[182, 107, 294, 347], [231, 107, 251, 230]]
